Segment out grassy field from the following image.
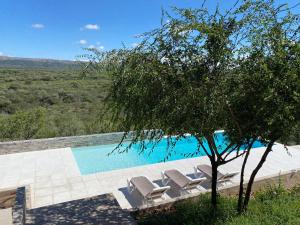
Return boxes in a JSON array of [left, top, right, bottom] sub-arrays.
[[139, 185, 300, 225], [0, 67, 113, 141]]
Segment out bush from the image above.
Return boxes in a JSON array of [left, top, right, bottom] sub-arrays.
[[139, 185, 300, 225], [38, 93, 59, 106], [51, 112, 86, 137], [0, 96, 12, 112], [8, 83, 19, 91], [58, 90, 75, 103], [0, 107, 47, 140]]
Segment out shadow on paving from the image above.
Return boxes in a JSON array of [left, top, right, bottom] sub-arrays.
[[118, 176, 211, 209], [26, 193, 136, 225]]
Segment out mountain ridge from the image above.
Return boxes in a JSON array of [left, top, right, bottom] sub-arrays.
[[0, 56, 82, 70]]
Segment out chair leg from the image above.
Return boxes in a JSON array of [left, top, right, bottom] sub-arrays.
[[194, 167, 199, 178], [142, 198, 147, 206], [180, 189, 189, 196], [161, 172, 166, 185], [127, 179, 131, 192]]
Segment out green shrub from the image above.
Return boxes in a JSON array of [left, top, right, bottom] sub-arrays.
[[38, 93, 59, 106], [0, 96, 12, 112], [8, 83, 19, 90], [0, 107, 47, 140], [139, 185, 300, 225]]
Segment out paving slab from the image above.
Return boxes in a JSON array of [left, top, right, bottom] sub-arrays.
[[0, 208, 12, 225], [0, 144, 299, 210]]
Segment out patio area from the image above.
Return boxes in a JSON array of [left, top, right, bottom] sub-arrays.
[[26, 193, 136, 225], [0, 143, 299, 210]]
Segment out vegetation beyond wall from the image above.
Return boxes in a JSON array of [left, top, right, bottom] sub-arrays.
[[0, 67, 115, 141], [0, 66, 299, 144], [138, 185, 300, 225]]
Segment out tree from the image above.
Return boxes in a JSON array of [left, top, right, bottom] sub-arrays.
[[86, 0, 300, 210], [86, 1, 257, 208], [226, 0, 300, 212]]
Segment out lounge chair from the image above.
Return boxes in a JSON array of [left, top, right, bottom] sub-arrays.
[[194, 164, 239, 184], [127, 176, 170, 205], [161, 169, 206, 195]]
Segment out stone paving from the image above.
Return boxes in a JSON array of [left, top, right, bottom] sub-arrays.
[[26, 193, 136, 225], [0, 208, 12, 225], [0, 143, 299, 210]]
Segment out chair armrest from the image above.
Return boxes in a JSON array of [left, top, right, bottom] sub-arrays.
[[194, 177, 207, 182], [152, 186, 170, 193], [223, 171, 239, 179], [189, 177, 206, 185]]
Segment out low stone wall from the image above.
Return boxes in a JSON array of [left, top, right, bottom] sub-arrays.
[[0, 132, 125, 155], [131, 169, 300, 219], [219, 169, 300, 196]]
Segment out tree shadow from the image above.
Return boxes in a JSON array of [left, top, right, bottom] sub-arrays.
[[118, 177, 210, 209], [26, 193, 136, 225]]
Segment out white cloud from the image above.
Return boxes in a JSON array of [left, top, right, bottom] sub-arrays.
[[32, 23, 45, 29], [82, 24, 99, 30], [0, 52, 3, 56], [96, 42, 104, 50], [131, 43, 140, 48], [78, 39, 88, 45], [87, 44, 104, 51]]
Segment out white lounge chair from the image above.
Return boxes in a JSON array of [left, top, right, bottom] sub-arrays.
[[127, 176, 170, 205], [161, 169, 206, 195], [194, 164, 239, 184]]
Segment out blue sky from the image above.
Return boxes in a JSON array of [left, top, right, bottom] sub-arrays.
[[0, 0, 298, 60]]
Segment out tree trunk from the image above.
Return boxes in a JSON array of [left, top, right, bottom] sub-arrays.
[[237, 140, 255, 213], [237, 148, 250, 213], [242, 140, 275, 211], [211, 163, 218, 208]]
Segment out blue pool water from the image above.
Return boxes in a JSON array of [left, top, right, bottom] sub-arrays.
[[72, 133, 265, 175]]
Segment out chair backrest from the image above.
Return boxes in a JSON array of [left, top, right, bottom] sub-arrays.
[[131, 176, 155, 197], [198, 165, 224, 180], [165, 169, 190, 188]]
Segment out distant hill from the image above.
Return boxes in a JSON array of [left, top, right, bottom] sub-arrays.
[[0, 56, 82, 70]]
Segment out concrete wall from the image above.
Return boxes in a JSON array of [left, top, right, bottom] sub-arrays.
[[0, 132, 125, 155], [131, 169, 300, 219]]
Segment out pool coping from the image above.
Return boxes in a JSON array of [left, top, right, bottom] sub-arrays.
[[0, 143, 299, 210], [0, 132, 125, 155]]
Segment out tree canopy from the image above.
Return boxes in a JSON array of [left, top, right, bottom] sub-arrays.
[[87, 0, 300, 208]]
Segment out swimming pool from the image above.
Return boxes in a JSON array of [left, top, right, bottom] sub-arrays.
[[72, 133, 265, 175]]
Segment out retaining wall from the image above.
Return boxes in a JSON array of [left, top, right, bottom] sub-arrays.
[[131, 169, 300, 219], [0, 132, 125, 155]]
